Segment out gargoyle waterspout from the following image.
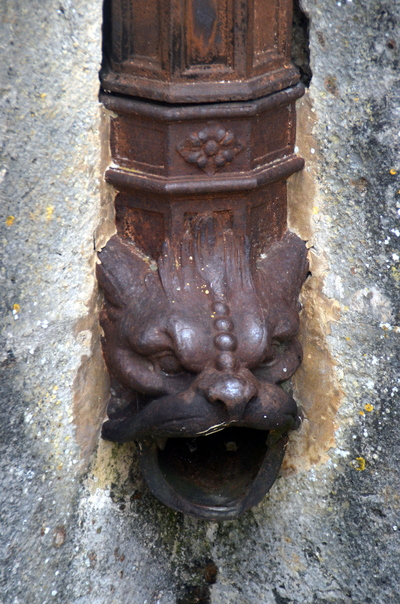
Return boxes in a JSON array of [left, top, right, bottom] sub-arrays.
[[98, 213, 307, 519], [99, 0, 307, 520]]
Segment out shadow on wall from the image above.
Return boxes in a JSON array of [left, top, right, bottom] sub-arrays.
[[292, 0, 312, 87]]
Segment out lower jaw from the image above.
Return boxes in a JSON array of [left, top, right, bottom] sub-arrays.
[[138, 426, 288, 521]]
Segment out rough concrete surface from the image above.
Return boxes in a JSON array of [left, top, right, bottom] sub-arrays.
[[1, 1, 400, 603], [0, 1, 104, 602]]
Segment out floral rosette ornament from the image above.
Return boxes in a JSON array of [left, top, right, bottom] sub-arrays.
[[177, 125, 243, 175]]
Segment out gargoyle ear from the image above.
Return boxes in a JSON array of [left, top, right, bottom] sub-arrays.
[[96, 235, 162, 308], [256, 231, 309, 338]]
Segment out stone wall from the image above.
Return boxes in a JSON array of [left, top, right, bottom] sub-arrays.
[[1, 1, 399, 602]]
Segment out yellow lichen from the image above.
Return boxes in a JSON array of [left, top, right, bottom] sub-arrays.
[[354, 457, 366, 471], [389, 169, 397, 175], [6, 215, 15, 226], [364, 403, 374, 412], [46, 205, 54, 221], [391, 266, 400, 282], [13, 303, 20, 313]]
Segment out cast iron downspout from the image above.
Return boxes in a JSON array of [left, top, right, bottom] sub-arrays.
[[97, 0, 307, 520]]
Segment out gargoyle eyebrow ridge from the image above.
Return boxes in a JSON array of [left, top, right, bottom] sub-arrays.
[[133, 325, 175, 358]]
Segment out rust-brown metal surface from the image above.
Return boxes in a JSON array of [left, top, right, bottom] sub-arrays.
[[98, 0, 307, 521], [101, 0, 299, 103]]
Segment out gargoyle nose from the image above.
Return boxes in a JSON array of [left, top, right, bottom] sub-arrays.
[[206, 376, 257, 419]]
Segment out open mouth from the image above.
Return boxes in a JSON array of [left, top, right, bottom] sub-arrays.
[[159, 427, 268, 505], [138, 426, 288, 521]]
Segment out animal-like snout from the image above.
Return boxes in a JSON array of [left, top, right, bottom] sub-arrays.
[[205, 375, 257, 419]]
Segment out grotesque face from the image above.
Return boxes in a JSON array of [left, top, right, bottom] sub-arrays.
[[97, 214, 308, 520]]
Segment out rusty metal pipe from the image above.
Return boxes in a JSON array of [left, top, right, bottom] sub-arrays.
[[98, 0, 307, 520]]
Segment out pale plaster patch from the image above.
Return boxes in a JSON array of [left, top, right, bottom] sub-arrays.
[[89, 440, 138, 493], [73, 106, 116, 467], [285, 93, 343, 471], [73, 290, 109, 467]]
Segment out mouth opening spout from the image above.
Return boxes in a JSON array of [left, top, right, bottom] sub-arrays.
[[138, 426, 289, 521]]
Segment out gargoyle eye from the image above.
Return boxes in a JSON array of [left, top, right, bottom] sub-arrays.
[[156, 354, 185, 376]]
